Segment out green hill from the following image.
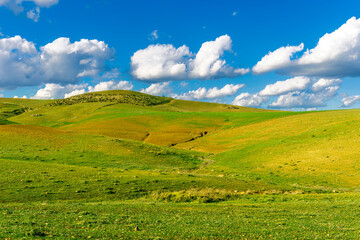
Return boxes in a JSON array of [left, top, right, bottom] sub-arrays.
[[1, 90, 360, 238], [3, 90, 360, 194]]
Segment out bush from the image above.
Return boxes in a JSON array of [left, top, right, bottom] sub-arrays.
[[150, 188, 236, 203]]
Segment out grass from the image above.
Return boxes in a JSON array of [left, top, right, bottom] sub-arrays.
[[1, 90, 360, 238], [1, 194, 360, 239]]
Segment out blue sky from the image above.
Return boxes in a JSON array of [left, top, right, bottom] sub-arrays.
[[1, 0, 360, 110]]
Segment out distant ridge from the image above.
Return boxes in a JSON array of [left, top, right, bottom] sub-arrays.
[[48, 90, 172, 107]]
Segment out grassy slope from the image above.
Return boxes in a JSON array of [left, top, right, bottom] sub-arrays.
[[10, 91, 296, 146], [4, 91, 360, 193], [2, 91, 360, 238], [177, 109, 360, 191], [0, 98, 53, 124]]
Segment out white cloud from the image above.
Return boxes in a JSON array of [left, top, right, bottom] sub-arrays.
[[0, 93, 3, 97], [232, 93, 268, 107], [0, 0, 58, 21], [88, 80, 133, 92], [253, 17, 360, 78], [64, 89, 86, 98], [131, 44, 190, 81], [148, 30, 159, 41], [298, 17, 360, 64], [32, 79, 134, 99], [311, 78, 342, 92], [131, 35, 249, 81], [293, 17, 360, 77], [26, 7, 40, 22], [341, 95, 360, 107], [232, 11, 237, 16], [259, 76, 310, 96], [268, 77, 342, 109], [173, 84, 244, 100], [30, 0, 58, 7], [270, 86, 339, 108], [32, 83, 87, 99], [189, 35, 249, 79], [140, 82, 171, 96], [40, 38, 114, 83], [0, 0, 58, 8], [13, 95, 28, 99], [232, 77, 341, 109], [0, 36, 115, 90], [252, 44, 304, 74], [0, 35, 40, 89]]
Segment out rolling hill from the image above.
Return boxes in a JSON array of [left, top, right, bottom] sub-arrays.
[[3, 90, 359, 193], [1, 90, 360, 238]]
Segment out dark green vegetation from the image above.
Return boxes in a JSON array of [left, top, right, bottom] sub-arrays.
[[48, 91, 172, 107], [1, 90, 360, 238]]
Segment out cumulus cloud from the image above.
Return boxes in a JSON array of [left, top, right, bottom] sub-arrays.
[[0, 93, 3, 97], [259, 76, 310, 96], [252, 44, 304, 74], [253, 17, 360, 78], [131, 35, 249, 81], [269, 87, 339, 108], [32, 80, 133, 99], [189, 35, 249, 79], [140, 82, 171, 96], [0, 0, 58, 21], [131, 44, 190, 81], [341, 95, 360, 107], [173, 84, 244, 100], [311, 78, 342, 92], [232, 93, 268, 107], [64, 89, 86, 98], [32, 83, 86, 99], [232, 77, 341, 109], [269, 78, 341, 108], [40, 38, 114, 83], [297, 17, 360, 66], [0, 35, 40, 89], [88, 80, 133, 92], [0, 35, 115, 90]]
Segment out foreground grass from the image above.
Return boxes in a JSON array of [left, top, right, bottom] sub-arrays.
[[1, 194, 360, 239]]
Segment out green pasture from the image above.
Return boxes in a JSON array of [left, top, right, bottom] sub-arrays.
[[1, 90, 360, 238]]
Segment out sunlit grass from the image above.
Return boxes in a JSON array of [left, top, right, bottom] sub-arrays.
[[1, 90, 360, 238]]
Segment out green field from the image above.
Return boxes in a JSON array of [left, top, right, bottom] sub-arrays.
[[1, 90, 360, 239]]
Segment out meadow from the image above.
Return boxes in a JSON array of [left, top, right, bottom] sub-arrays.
[[2, 194, 360, 239], [1, 90, 360, 239]]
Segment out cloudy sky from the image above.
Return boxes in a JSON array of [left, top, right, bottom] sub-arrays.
[[1, 0, 360, 110]]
